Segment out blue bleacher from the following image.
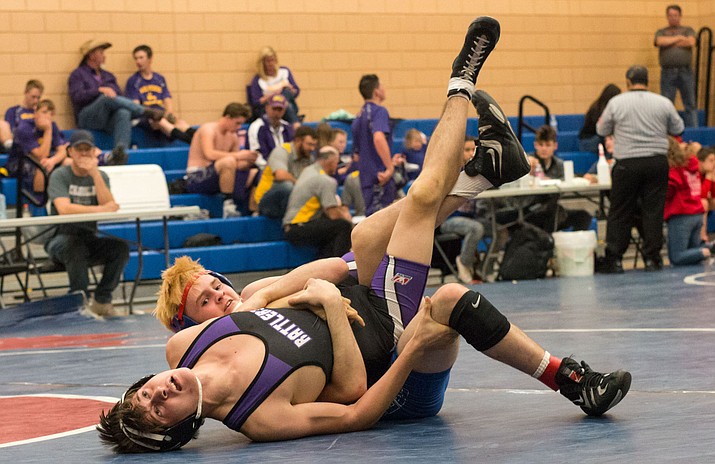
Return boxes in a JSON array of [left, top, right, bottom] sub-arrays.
[[98, 217, 317, 280], [60, 127, 189, 151], [4, 111, 715, 283]]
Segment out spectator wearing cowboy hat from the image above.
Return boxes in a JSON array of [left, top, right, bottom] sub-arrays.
[[67, 39, 163, 154]]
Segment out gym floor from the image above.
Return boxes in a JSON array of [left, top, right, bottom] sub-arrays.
[[1, 263, 714, 463]]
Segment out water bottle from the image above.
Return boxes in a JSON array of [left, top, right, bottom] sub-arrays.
[[597, 143, 611, 185], [0, 192, 6, 220], [532, 162, 545, 186], [549, 113, 558, 133]]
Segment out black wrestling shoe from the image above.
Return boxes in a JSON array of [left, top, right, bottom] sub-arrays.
[[447, 16, 501, 99], [464, 90, 530, 186], [555, 357, 632, 417], [105, 145, 128, 166]]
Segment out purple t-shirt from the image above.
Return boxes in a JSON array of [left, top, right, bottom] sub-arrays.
[[125, 71, 172, 109], [351, 102, 392, 187], [4, 105, 35, 131], [67, 63, 123, 119], [12, 119, 66, 157]]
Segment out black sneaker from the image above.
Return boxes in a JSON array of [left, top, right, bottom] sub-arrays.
[[555, 357, 631, 416], [464, 90, 530, 186], [143, 107, 165, 122], [105, 145, 128, 166], [448, 16, 501, 99]]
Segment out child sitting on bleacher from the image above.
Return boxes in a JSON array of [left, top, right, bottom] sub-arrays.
[[6, 99, 71, 201], [399, 128, 427, 180]]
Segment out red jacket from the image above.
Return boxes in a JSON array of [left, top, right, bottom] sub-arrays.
[[701, 171, 715, 200], [665, 156, 704, 221]]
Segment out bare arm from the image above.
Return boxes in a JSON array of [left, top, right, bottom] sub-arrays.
[[244, 302, 452, 441], [324, 205, 352, 221], [287, 278, 366, 403], [240, 257, 349, 310]]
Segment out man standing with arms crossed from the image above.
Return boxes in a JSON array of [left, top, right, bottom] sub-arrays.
[[654, 4, 698, 127]]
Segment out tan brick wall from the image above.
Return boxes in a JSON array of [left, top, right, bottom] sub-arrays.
[[0, 1, 710, 131]]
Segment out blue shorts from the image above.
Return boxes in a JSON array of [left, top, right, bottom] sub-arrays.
[[381, 351, 451, 421], [186, 164, 220, 194]]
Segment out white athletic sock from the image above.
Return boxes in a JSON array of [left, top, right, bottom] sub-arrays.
[[3, 139, 13, 150], [447, 78, 474, 100], [448, 170, 493, 199]]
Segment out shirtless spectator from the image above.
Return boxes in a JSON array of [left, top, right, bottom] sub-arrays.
[[185, 103, 258, 218], [1, 79, 43, 153]]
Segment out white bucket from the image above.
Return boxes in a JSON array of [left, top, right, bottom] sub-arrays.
[[552, 231, 597, 277]]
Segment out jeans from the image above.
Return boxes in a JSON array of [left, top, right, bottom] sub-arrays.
[[666, 214, 705, 265], [660, 67, 698, 128], [77, 95, 146, 148], [439, 216, 485, 267], [258, 181, 293, 219], [45, 233, 130, 303]]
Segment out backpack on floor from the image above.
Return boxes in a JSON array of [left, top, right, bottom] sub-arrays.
[[497, 222, 554, 281]]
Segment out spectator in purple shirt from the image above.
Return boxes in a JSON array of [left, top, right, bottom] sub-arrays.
[[125, 44, 195, 144], [0, 79, 43, 153], [7, 99, 70, 199], [351, 74, 396, 216], [247, 94, 294, 161], [67, 39, 163, 151]]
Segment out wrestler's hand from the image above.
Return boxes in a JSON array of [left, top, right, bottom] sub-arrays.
[[288, 279, 365, 326], [409, 297, 458, 352], [238, 292, 269, 313]]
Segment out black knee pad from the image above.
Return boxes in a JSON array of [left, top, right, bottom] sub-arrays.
[[448, 290, 510, 351]]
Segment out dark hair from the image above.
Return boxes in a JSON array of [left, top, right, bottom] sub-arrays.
[[587, 84, 621, 119], [133, 44, 153, 59], [535, 125, 557, 143], [37, 99, 55, 112], [25, 79, 44, 93], [697, 146, 715, 162], [223, 102, 251, 119], [294, 125, 317, 141], [666, 4, 681, 14], [97, 376, 166, 453], [97, 374, 203, 453], [359, 74, 380, 100], [465, 135, 477, 143]]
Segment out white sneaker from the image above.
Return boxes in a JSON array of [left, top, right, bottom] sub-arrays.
[[223, 199, 241, 218], [455, 256, 474, 284], [80, 298, 116, 319]]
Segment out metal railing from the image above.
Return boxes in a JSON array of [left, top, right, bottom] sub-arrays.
[[695, 27, 713, 124], [517, 95, 550, 142]]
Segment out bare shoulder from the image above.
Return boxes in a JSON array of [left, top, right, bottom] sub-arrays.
[[165, 322, 207, 367]]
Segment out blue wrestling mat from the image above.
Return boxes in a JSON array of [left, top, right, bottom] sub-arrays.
[[0, 292, 85, 329]]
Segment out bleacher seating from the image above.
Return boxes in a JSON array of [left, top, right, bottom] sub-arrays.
[[98, 217, 317, 280], [3, 111, 715, 284]]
